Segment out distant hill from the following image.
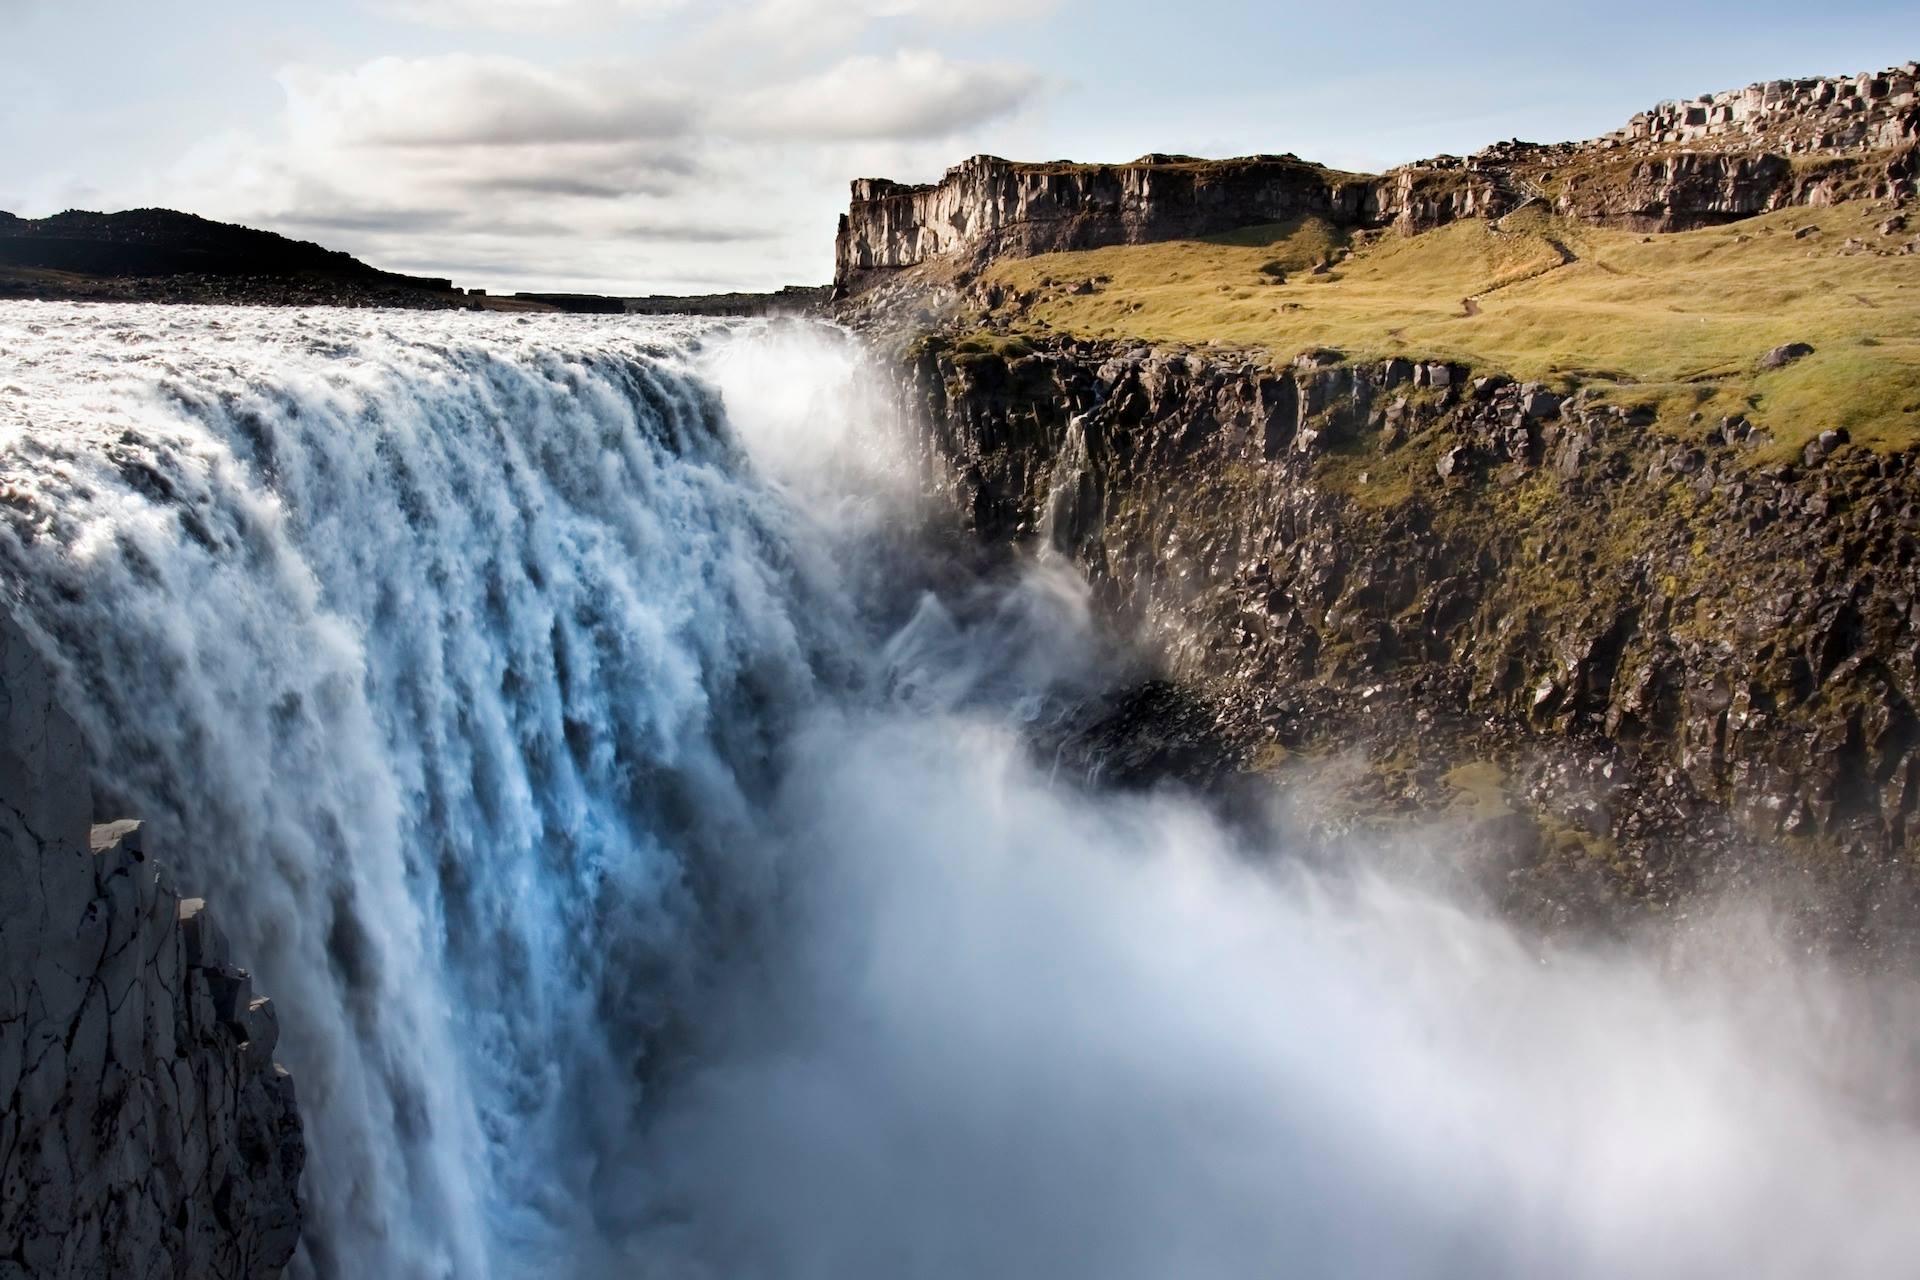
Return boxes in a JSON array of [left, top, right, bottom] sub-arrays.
[[0, 207, 827, 313], [0, 207, 462, 291], [515, 285, 832, 316]]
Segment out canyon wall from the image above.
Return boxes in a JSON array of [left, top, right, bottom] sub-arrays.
[[836, 154, 1383, 281], [903, 335, 1920, 933], [0, 616, 302, 1279], [836, 62, 1920, 284]]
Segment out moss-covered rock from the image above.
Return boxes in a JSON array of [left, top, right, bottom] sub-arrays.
[[904, 332, 1920, 939]]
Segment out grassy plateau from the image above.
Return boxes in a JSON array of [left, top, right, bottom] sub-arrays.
[[982, 201, 1920, 454]]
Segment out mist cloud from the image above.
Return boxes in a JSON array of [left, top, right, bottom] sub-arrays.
[[546, 331, 1920, 1280], [621, 693, 1920, 1280], [611, 324, 1920, 1280]]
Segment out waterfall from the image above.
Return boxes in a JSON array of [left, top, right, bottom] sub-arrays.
[[6, 302, 1920, 1280], [0, 305, 869, 1277]]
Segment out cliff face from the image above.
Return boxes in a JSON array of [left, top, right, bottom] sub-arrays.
[[836, 62, 1920, 285], [836, 154, 1381, 281], [904, 336, 1920, 932], [0, 617, 302, 1278]]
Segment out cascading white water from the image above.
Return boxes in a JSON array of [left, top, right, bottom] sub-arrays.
[[0, 305, 875, 1278], [5, 302, 1920, 1280]]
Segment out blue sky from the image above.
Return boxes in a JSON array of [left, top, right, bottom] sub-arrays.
[[3, 0, 1915, 292]]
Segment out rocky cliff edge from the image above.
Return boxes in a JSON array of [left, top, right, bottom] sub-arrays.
[[0, 615, 302, 1279]]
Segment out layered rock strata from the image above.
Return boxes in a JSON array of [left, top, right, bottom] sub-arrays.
[[837, 154, 1380, 278], [0, 617, 302, 1278], [836, 62, 1920, 283]]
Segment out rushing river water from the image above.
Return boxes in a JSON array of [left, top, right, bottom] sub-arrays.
[[2, 303, 1919, 1279]]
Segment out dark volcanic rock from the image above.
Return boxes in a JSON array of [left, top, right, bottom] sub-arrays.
[[901, 332, 1920, 943], [0, 615, 302, 1278]]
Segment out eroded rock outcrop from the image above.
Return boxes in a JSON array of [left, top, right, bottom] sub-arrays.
[[0, 617, 302, 1278], [836, 61, 1920, 285], [903, 335, 1920, 935], [836, 154, 1379, 282], [1612, 64, 1919, 154]]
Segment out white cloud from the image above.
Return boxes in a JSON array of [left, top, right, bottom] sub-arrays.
[[731, 50, 1043, 140], [697, 0, 1063, 62], [736, 0, 1061, 33], [280, 55, 695, 148], [370, 0, 687, 29], [127, 4, 1052, 293]]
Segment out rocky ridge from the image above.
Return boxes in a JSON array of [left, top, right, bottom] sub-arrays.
[[1613, 63, 1919, 154], [0, 207, 483, 309], [836, 62, 1920, 284], [0, 616, 302, 1278]]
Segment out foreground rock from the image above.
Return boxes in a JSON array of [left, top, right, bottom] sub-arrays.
[[0, 616, 302, 1277]]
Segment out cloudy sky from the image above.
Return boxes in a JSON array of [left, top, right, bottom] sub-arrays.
[[3, 0, 1915, 293]]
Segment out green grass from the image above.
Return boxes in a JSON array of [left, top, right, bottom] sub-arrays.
[[984, 202, 1920, 452]]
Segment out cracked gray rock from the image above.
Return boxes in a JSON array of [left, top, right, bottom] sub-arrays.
[[0, 616, 301, 1278]]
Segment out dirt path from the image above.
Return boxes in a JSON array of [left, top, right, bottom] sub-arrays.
[[1461, 234, 1579, 318]]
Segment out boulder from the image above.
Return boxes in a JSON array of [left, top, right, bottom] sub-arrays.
[[1758, 342, 1815, 370], [1520, 385, 1564, 419]]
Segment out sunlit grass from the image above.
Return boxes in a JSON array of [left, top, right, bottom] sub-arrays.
[[986, 202, 1920, 453]]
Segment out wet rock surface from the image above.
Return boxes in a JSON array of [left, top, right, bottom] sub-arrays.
[[0, 616, 301, 1278], [903, 333, 1920, 947]]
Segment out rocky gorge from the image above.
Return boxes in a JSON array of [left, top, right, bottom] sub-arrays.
[[896, 334, 1920, 941], [5, 48, 1920, 1280], [842, 60, 1920, 944]]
